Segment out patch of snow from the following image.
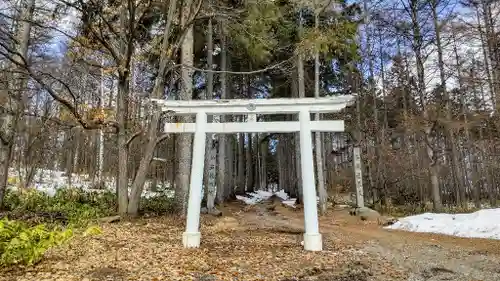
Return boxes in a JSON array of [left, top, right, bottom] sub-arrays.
[[235, 195, 259, 205], [274, 190, 289, 201], [236, 189, 298, 208], [282, 199, 297, 208], [385, 209, 500, 240], [236, 188, 325, 209], [7, 168, 172, 199]]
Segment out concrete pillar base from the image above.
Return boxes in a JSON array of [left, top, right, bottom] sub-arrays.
[[303, 233, 322, 251], [182, 232, 201, 248]]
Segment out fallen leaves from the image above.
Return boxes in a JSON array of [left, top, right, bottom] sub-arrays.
[[0, 206, 406, 281]]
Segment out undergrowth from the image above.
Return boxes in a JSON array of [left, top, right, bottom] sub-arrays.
[[140, 186, 177, 215], [374, 202, 484, 217], [3, 188, 115, 227], [0, 185, 174, 268], [2, 186, 176, 226], [0, 218, 73, 266]]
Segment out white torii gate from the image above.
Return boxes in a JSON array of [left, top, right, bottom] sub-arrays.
[[152, 96, 355, 251]]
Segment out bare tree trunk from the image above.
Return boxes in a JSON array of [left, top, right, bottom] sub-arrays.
[[295, 10, 305, 204], [203, 13, 217, 211], [66, 128, 74, 187], [430, 0, 465, 208], [362, 2, 380, 198], [224, 55, 235, 200], [0, 0, 35, 207], [174, 1, 196, 214], [288, 135, 299, 198], [277, 135, 286, 193], [237, 125, 245, 194], [290, 71, 301, 202], [128, 0, 177, 216], [115, 1, 138, 215], [465, 59, 481, 208], [174, 0, 195, 214], [117, 75, 130, 215], [0, 144, 13, 206], [206, 137, 217, 210], [254, 133, 261, 191], [475, 8, 496, 110], [216, 20, 228, 204], [73, 127, 81, 174], [410, 0, 442, 211], [96, 56, 106, 186], [479, 0, 500, 107], [259, 137, 268, 190], [313, 3, 327, 214], [245, 133, 254, 193]]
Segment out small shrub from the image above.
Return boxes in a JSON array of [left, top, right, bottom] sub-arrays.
[[6, 177, 18, 186], [0, 218, 73, 266], [377, 203, 432, 217], [83, 225, 102, 237], [4, 185, 177, 223], [377, 202, 482, 217], [3, 188, 116, 227], [140, 187, 176, 215]]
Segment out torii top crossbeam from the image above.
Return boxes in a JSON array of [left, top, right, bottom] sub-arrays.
[[150, 95, 355, 115]]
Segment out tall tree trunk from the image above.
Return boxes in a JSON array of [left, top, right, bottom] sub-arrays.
[[115, 0, 137, 215], [116, 74, 130, 215], [216, 21, 228, 204], [464, 57, 480, 208], [313, 3, 327, 215], [237, 123, 245, 194], [288, 135, 299, 198], [206, 136, 217, 210], [66, 128, 75, 187], [362, 1, 379, 199], [295, 10, 305, 204], [204, 14, 218, 211], [259, 137, 268, 190], [128, 0, 177, 216], [410, 0, 442, 211], [96, 57, 106, 186], [174, 0, 195, 214], [73, 127, 81, 174], [245, 133, 254, 192], [430, 0, 465, 208], [479, 0, 500, 107], [0, 0, 35, 207], [224, 55, 235, 200], [475, 8, 496, 110], [277, 135, 286, 194]]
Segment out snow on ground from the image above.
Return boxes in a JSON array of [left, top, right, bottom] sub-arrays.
[[235, 189, 303, 208], [7, 168, 170, 199], [7, 168, 303, 204], [386, 209, 500, 240]]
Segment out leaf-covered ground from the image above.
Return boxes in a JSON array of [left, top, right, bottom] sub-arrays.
[[2, 202, 500, 281]]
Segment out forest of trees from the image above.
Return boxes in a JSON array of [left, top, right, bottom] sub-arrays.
[[1, 0, 499, 217]]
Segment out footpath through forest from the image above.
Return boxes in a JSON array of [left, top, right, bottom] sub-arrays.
[[2, 200, 500, 281]]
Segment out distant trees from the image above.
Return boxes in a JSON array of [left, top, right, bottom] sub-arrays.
[[2, 0, 498, 215]]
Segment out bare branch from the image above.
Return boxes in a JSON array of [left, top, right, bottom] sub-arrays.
[[176, 57, 294, 75], [127, 130, 143, 146], [155, 133, 170, 146]]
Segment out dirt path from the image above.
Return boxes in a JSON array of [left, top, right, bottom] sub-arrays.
[[250, 204, 500, 281], [2, 203, 500, 281]]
